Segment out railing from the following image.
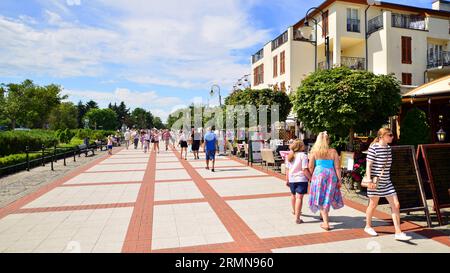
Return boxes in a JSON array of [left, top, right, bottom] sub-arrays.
[[0, 142, 107, 177], [271, 31, 288, 51], [368, 15, 383, 35], [427, 51, 450, 68], [252, 49, 264, 64], [392, 13, 427, 31], [341, 56, 365, 70], [347, 19, 360, 33]]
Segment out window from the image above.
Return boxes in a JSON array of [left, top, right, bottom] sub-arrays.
[[401, 36, 412, 64], [322, 10, 329, 37], [271, 31, 288, 51], [347, 8, 360, 32], [280, 82, 286, 92], [402, 73, 412, 85], [254, 64, 264, 86], [273, 56, 278, 78], [280, 51, 285, 75]]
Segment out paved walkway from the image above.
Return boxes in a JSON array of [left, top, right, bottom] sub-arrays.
[[0, 147, 449, 253]]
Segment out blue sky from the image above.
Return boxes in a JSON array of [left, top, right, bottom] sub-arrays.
[[0, 0, 433, 122]]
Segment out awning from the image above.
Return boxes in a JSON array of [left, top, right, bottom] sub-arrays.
[[402, 75, 450, 98]]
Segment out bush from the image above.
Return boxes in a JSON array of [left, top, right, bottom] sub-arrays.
[[400, 108, 431, 146], [0, 130, 58, 156], [0, 153, 42, 168]]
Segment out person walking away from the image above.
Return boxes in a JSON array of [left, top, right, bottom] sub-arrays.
[[124, 130, 131, 150], [143, 131, 150, 153], [308, 131, 344, 231], [178, 130, 188, 160], [153, 129, 160, 153], [190, 128, 201, 160], [163, 130, 171, 151], [285, 139, 311, 224], [133, 130, 139, 149], [107, 135, 113, 155], [204, 127, 218, 172], [363, 128, 412, 241]]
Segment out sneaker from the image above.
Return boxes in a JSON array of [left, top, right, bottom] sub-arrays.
[[395, 232, 412, 241], [364, 227, 378, 236]]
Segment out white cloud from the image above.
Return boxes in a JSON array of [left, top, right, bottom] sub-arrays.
[[66, 0, 81, 6], [0, 0, 270, 89]]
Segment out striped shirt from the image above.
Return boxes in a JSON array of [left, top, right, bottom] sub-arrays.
[[366, 143, 396, 197]]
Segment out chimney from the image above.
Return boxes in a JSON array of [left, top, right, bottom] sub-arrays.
[[432, 0, 450, 11]]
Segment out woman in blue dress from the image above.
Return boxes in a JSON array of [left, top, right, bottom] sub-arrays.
[[308, 131, 344, 231]]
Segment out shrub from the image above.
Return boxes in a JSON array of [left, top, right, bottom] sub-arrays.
[[400, 108, 431, 146], [0, 153, 42, 168], [0, 130, 58, 156]]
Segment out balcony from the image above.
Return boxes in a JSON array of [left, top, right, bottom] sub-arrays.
[[341, 56, 365, 70], [252, 49, 264, 64], [271, 31, 288, 51], [392, 13, 427, 31], [368, 15, 383, 35], [427, 51, 450, 69], [347, 19, 360, 33]]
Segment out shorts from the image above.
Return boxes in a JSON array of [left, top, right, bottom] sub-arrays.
[[289, 182, 308, 195], [180, 141, 188, 148], [107, 145, 113, 150], [192, 140, 200, 151], [205, 150, 216, 161]]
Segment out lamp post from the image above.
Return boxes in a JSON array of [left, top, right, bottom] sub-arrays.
[[210, 84, 222, 107], [299, 7, 331, 71]]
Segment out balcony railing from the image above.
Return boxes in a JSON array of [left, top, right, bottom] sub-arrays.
[[341, 56, 365, 70], [347, 19, 360, 33], [368, 15, 383, 35], [272, 31, 288, 51], [392, 13, 427, 31], [427, 51, 450, 69], [252, 49, 264, 64]]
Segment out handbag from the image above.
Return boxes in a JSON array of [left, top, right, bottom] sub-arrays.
[[361, 156, 389, 189]]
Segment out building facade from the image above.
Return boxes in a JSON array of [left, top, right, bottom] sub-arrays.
[[251, 0, 450, 95]]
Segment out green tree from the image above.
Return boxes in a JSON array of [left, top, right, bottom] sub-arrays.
[[152, 116, 164, 129], [49, 102, 79, 130], [77, 101, 87, 128], [0, 82, 29, 129], [400, 108, 431, 146], [131, 108, 153, 129], [86, 100, 99, 112], [85, 108, 119, 130], [291, 67, 401, 147], [225, 88, 292, 128]]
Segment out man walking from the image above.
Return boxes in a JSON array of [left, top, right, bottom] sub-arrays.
[[124, 130, 131, 149], [204, 127, 218, 172], [163, 129, 171, 151]]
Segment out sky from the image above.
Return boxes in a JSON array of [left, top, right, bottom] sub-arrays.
[[0, 0, 433, 123]]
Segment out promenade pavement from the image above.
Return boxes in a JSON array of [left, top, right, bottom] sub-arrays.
[[0, 147, 448, 253]]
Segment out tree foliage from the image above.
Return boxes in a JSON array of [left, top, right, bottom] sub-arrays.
[[292, 67, 401, 138], [84, 108, 119, 130], [49, 102, 78, 130], [400, 108, 431, 146]]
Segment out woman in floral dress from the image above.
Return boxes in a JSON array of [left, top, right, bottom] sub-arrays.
[[308, 131, 344, 231]]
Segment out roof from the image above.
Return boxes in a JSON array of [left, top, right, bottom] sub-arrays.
[[402, 75, 450, 98]]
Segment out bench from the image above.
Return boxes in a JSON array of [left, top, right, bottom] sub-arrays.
[[78, 144, 95, 157]]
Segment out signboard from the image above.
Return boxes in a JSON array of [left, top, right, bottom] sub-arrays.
[[248, 140, 264, 165], [390, 146, 431, 227], [418, 144, 450, 226], [340, 152, 355, 171]]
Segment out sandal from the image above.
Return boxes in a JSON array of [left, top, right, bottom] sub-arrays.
[[320, 224, 331, 231]]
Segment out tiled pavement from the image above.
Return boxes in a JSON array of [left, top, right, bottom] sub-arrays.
[[0, 146, 449, 253]]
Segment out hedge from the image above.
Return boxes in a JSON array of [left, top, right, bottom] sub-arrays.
[[0, 130, 58, 156], [0, 153, 42, 168]]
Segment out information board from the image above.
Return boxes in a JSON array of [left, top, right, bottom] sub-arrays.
[[248, 140, 264, 165]]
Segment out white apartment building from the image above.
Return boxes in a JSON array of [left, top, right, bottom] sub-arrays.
[[251, 0, 450, 95]]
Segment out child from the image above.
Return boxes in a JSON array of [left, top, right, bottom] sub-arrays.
[[107, 135, 113, 155], [285, 139, 311, 224]]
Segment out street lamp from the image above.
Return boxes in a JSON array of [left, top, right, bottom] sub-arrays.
[[299, 7, 331, 71], [210, 84, 222, 107], [437, 128, 446, 142]]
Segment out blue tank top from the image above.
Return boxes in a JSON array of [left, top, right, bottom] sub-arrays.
[[315, 159, 334, 168]]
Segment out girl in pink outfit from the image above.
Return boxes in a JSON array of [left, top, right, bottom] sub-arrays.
[[285, 139, 311, 224]]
